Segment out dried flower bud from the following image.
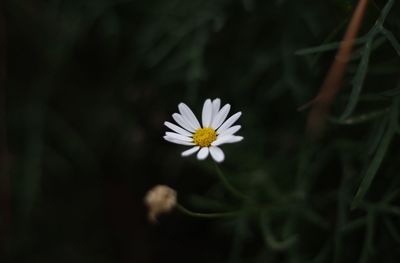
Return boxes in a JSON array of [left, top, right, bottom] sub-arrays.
[[144, 185, 177, 223]]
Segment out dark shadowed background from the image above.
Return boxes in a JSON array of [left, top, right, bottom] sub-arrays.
[[1, 0, 400, 262]]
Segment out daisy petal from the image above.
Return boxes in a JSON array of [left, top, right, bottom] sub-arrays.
[[217, 112, 242, 133], [164, 121, 193, 137], [212, 98, 221, 119], [172, 113, 196, 132], [211, 104, 231, 129], [165, 132, 193, 142], [211, 135, 243, 146], [197, 147, 209, 160], [181, 146, 200, 157], [218, 125, 241, 136], [202, 99, 213, 128], [164, 136, 195, 146], [178, 103, 201, 130], [209, 146, 225, 163]]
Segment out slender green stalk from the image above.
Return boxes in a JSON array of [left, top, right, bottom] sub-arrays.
[[176, 203, 238, 219], [339, 0, 396, 120], [358, 211, 375, 263], [339, 38, 372, 120], [351, 101, 397, 209], [214, 163, 250, 200], [259, 211, 297, 251], [330, 108, 389, 125], [381, 27, 400, 57], [295, 36, 366, 56]]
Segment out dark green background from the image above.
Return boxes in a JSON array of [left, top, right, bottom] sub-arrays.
[[1, 0, 400, 262]]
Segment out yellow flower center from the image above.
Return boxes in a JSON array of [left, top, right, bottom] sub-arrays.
[[192, 127, 217, 147]]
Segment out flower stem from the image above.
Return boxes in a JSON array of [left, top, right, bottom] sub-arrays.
[[214, 163, 250, 201], [176, 203, 238, 218]]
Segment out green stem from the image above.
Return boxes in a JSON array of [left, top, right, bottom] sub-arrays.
[[214, 163, 250, 200], [329, 108, 390, 125], [259, 211, 298, 251], [176, 203, 238, 219], [351, 101, 397, 209]]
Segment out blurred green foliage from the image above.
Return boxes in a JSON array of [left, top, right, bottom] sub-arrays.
[[1, 0, 400, 262]]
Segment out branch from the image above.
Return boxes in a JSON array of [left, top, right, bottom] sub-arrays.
[[304, 0, 369, 138]]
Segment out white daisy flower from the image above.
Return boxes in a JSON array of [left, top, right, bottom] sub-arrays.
[[163, 98, 243, 163]]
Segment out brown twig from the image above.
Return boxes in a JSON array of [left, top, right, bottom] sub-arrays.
[[302, 0, 369, 138]]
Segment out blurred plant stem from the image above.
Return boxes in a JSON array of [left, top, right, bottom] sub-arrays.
[[304, 0, 368, 137], [259, 211, 298, 251], [351, 97, 398, 208], [176, 203, 238, 219], [214, 163, 250, 201]]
